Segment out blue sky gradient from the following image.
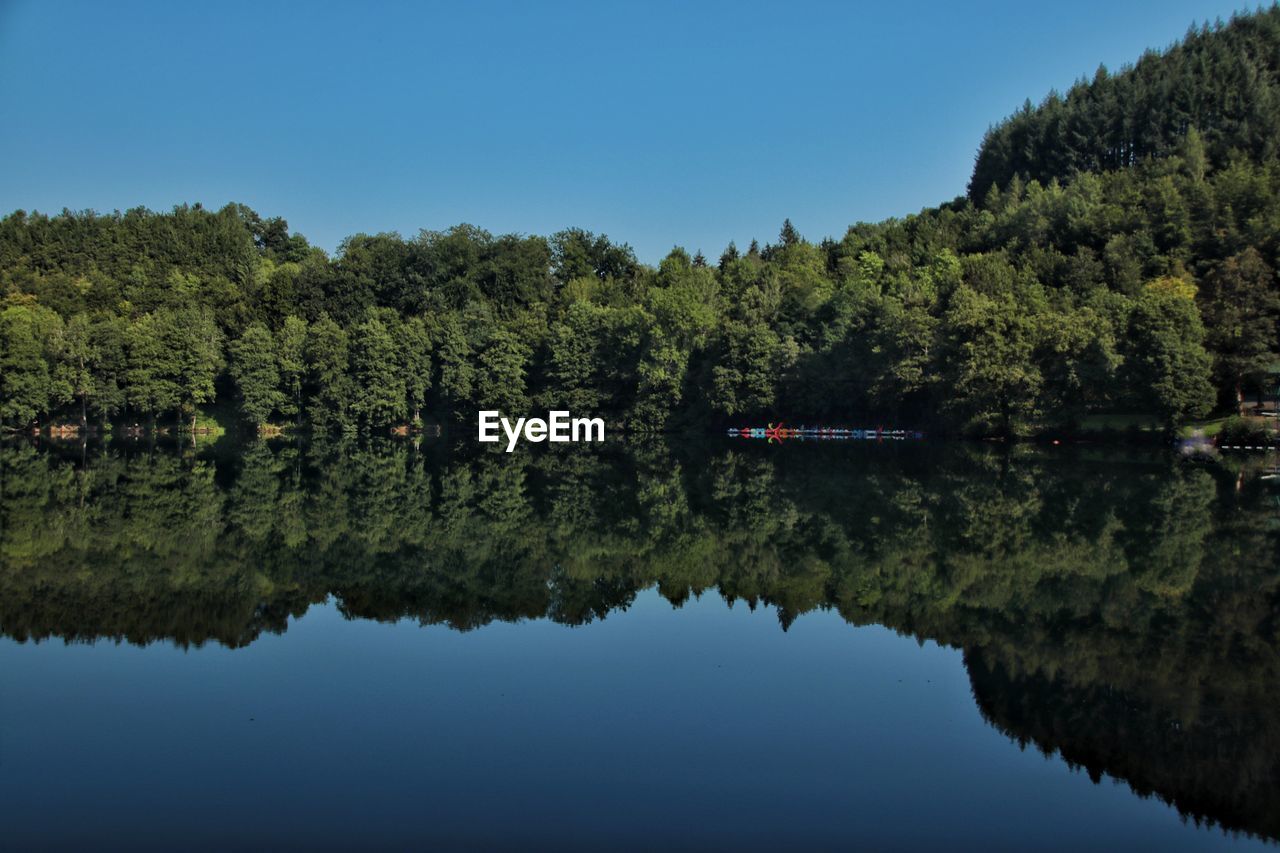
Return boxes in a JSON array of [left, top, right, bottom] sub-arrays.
[[0, 0, 1256, 261]]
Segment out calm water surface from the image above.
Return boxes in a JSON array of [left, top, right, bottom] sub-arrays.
[[1, 438, 1277, 850]]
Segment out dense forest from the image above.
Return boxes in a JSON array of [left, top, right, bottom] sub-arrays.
[[2, 440, 1278, 838], [2, 8, 1280, 436]]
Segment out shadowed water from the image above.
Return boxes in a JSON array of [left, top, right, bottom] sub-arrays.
[[1, 438, 1277, 849]]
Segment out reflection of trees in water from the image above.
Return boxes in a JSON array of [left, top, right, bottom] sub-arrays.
[[1, 440, 1277, 839], [968, 647, 1280, 842]]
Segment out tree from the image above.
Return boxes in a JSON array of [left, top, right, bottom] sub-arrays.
[[474, 329, 531, 415], [550, 228, 638, 285], [432, 313, 476, 418], [779, 219, 801, 248], [87, 313, 127, 425], [349, 312, 405, 429], [630, 251, 719, 430], [4, 8, 1280, 439], [230, 322, 284, 427], [277, 315, 308, 421], [709, 321, 786, 418], [718, 242, 740, 270], [1034, 306, 1122, 426], [394, 315, 432, 423], [125, 307, 221, 432], [632, 334, 688, 431], [0, 301, 66, 427], [305, 316, 352, 432], [544, 301, 605, 412], [1124, 279, 1214, 427], [1199, 248, 1280, 414], [868, 295, 937, 412], [774, 240, 833, 324], [56, 313, 95, 428], [968, 9, 1280, 198], [942, 286, 1042, 436], [172, 306, 223, 432], [125, 312, 181, 426]]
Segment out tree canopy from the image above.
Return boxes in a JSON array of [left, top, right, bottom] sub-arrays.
[[3, 8, 1280, 435]]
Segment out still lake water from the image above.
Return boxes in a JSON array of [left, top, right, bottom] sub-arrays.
[[1, 438, 1277, 850]]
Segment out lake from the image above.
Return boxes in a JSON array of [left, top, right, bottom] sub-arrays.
[[1, 438, 1277, 850]]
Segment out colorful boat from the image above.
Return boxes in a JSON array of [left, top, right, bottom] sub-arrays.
[[726, 423, 925, 443]]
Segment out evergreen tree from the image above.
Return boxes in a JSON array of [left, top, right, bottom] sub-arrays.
[[718, 241, 739, 271], [779, 218, 801, 248], [3, 9, 1280, 435]]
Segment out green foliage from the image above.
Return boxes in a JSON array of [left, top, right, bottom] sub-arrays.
[[55, 312, 95, 425], [86, 312, 127, 421], [3, 10, 1280, 433], [969, 9, 1280, 199], [544, 301, 608, 412], [432, 313, 476, 416], [230, 322, 285, 426], [710, 321, 788, 417], [0, 299, 67, 425], [1216, 414, 1276, 445], [1034, 306, 1122, 425], [124, 310, 180, 419], [1124, 281, 1215, 427], [1199, 247, 1280, 411], [943, 286, 1042, 436], [304, 316, 352, 432], [394, 315, 432, 422], [277, 315, 307, 418], [474, 329, 531, 414], [172, 306, 223, 426], [349, 311, 406, 429]]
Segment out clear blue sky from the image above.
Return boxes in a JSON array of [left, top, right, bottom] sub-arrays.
[[0, 0, 1256, 262]]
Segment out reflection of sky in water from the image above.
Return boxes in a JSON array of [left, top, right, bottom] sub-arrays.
[[0, 590, 1264, 850]]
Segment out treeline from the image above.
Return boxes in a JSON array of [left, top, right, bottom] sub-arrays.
[[969, 8, 1280, 199], [3, 9, 1280, 435], [3, 440, 1278, 838]]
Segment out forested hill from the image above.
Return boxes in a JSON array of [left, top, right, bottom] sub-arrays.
[[2, 8, 1280, 438], [969, 7, 1280, 201]]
